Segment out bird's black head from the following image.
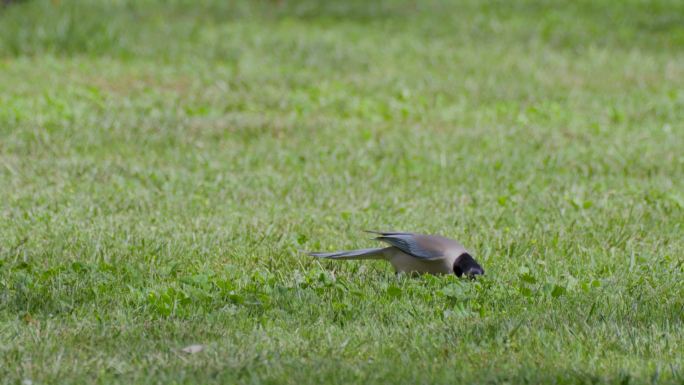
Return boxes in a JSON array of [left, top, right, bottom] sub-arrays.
[[453, 253, 484, 278]]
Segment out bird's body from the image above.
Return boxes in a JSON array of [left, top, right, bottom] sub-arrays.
[[309, 231, 484, 277], [386, 247, 457, 274]]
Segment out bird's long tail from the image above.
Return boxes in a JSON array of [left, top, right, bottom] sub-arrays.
[[308, 247, 388, 260]]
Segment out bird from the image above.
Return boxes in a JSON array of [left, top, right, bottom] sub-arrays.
[[308, 230, 484, 277]]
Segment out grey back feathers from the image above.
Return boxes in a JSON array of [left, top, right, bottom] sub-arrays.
[[366, 230, 466, 260]]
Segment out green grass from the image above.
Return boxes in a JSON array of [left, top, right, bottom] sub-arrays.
[[1, 0, 683, 383]]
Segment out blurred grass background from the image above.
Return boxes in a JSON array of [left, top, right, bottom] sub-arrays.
[[1, 1, 683, 384]]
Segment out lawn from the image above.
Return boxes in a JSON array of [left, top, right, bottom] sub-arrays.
[[1, 0, 683, 384]]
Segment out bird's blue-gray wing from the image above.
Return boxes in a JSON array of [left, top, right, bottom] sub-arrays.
[[367, 231, 450, 260]]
